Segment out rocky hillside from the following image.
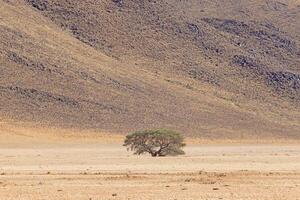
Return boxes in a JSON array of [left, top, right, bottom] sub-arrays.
[[0, 0, 299, 139]]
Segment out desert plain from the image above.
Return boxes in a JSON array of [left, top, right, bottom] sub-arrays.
[[1, 0, 300, 199], [0, 125, 299, 200]]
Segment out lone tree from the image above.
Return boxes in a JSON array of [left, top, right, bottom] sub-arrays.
[[123, 129, 186, 157]]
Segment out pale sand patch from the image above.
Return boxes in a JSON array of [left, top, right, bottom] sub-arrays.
[[0, 123, 300, 199], [0, 144, 300, 200]]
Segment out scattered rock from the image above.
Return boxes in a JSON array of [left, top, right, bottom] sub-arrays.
[[112, 0, 124, 7], [202, 18, 249, 36], [187, 23, 200, 35], [6, 51, 64, 75], [0, 86, 80, 107], [187, 68, 220, 85], [263, 1, 288, 11], [232, 55, 300, 100], [202, 18, 299, 55], [27, 0, 49, 11], [232, 54, 267, 77], [266, 71, 300, 99]]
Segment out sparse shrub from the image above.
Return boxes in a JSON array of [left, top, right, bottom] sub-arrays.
[[123, 129, 186, 157]]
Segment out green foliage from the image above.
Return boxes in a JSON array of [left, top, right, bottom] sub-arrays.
[[123, 129, 186, 157]]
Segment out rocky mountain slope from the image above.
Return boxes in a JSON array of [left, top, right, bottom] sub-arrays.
[[0, 0, 299, 139]]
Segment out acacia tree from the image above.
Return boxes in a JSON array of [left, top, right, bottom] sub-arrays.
[[123, 129, 186, 157]]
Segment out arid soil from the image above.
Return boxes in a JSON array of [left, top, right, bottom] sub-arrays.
[[1, 171, 300, 200], [1, 0, 300, 198], [1, 136, 299, 200]]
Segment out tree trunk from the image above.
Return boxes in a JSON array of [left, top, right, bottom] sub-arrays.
[[151, 152, 158, 157]]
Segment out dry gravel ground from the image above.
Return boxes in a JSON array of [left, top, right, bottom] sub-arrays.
[[0, 143, 300, 200]]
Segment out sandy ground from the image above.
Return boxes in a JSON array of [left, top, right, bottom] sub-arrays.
[[1, 143, 300, 200], [0, 124, 300, 199]]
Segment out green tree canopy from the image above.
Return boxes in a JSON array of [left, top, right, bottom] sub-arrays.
[[123, 129, 186, 157]]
